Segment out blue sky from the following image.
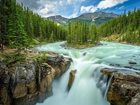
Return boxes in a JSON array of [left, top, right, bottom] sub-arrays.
[[17, 0, 140, 18]]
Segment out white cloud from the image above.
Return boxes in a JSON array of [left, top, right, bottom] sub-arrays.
[[97, 0, 127, 9], [59, 0, 64, 6], [67, 0, 85, 4], [65, 0, 85, 18], [69, 12, 79, 18], [38, 1, 64, 17], [17, 0, 85, 18], [40, 4, 55, 14], [67, 0, 72, 4], [80, 0, 127, 14], [118, 6, 124, 9], [36, 0, 85, 17], [80, 6, 97, 14], [18, 0, 128, 18]]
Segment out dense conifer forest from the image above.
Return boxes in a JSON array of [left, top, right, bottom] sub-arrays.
[[98, 9, 140, 44], [67, 9, 140, 46], [0, 0, 140, 51], [0, 0, 67, 52]]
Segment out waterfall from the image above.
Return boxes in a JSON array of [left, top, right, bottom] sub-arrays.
[[34, 41, 140, 105], [104, 73, 114, 99]]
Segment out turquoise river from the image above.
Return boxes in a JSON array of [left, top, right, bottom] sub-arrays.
[[33, 41, 140, 105]]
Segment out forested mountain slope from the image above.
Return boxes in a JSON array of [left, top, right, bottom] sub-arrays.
[[0, 0, 67, 52], [99, 9, 140, 44], [47, 12, 118, 26], [66, 9, 140, 46]]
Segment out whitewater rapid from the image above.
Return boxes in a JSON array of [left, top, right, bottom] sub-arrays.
[[34, 41, 140, 105]]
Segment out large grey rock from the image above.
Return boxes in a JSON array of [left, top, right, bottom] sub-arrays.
[[128, 92, 140, 105], [47, 55, 71, 78], [0, 54, 71, 105], [101, 68, 140, 105]]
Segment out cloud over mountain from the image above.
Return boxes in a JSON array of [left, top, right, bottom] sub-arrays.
[[80, 0, 128, 14], [97, 0, 128, 9], [80, 5, 97, 14], [16, 0, 133, 18]]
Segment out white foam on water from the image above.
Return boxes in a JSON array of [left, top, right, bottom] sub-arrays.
[[35, 41, 140, 105]]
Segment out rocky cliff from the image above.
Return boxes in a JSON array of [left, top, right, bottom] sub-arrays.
[[101, 68, 140, 105], [0, 53, 71, 105]]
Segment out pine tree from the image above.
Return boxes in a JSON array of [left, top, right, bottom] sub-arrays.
[[24, 7, 34, 42], [7, 0, 29, 49], [0, 0, 10, 52], [49, 31, 54, 42], [90, 24, 97, 44]]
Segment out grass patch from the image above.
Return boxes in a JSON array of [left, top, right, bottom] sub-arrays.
[[0, 52, 26, 65]]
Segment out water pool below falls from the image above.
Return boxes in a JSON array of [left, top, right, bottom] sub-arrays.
[[34, 42, 140, 105]]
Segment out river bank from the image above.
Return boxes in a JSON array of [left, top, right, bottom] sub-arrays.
[[0, 50, 71, 105]]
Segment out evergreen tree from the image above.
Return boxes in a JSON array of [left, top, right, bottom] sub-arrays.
[[49, 31, 55, 42], [0, 0, 10, 52], [7, 0, 29, 49]]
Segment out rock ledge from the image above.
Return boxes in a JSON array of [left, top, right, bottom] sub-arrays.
[[101, 68, 140, 105], [0, 54, 71, 105]]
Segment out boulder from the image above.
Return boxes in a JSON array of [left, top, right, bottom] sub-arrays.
[[68, 70, 77, 89], [101, 68, 140, 105], [129, 61, 137, 64], [82, 52, 87, 56], [47, 55, 71, 78]]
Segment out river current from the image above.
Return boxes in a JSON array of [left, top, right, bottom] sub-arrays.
[[34, 41, 140, 105]]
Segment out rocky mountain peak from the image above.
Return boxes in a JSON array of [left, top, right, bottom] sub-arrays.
[[46, 12, 119, 26], [47, 15, 69, 24], [78, 12, 118, 20]]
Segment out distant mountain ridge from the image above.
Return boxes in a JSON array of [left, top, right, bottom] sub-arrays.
[[46, 12, 119, 26], [78, 12, 118, 20], [47, 15, 68, 24]]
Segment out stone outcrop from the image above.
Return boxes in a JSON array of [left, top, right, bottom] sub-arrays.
[[101, 68, 140, 105], [47, 54, 71, 78], [68, 70, 77, 89], [0, 54, 71, 105]]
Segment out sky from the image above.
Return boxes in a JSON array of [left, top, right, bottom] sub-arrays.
[[16, 0, 140, 18]]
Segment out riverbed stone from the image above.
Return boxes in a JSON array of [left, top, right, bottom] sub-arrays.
[[129, 61, 137, 64], [68, 70, 77, 89]]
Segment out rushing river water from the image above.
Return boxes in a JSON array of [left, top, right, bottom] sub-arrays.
[[34, 41, 140, 105]]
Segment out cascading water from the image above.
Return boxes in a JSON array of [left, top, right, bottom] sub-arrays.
[[33, 41, 140, 105]]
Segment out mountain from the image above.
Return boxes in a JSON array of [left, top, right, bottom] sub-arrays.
[[78, 12, 118, 20], [46, 12, 119, 26], [46, 15, 68, 25]]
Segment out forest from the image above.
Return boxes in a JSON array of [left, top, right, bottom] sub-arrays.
[[67, 8, 140, 46], [0, 0, 140, 52], [99, 9, 140, 44], [0, 0, 67, 52]]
